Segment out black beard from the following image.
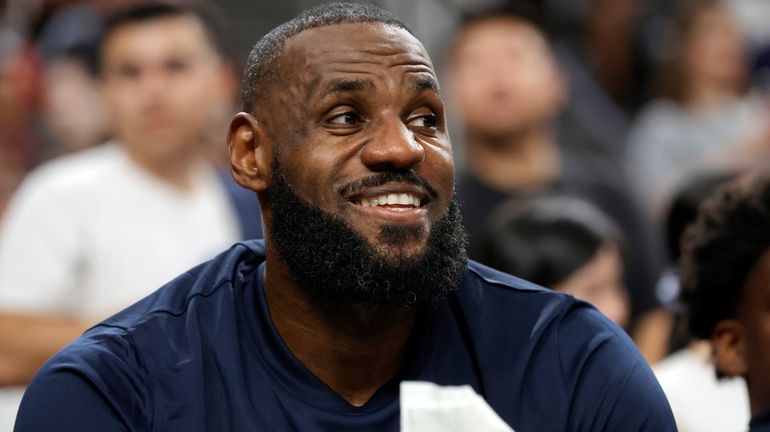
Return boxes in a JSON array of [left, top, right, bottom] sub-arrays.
[[266, 164, 468, 307]]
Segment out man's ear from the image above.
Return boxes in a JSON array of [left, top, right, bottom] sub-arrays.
[[712, 319, 748, 377], [227, 112, 271, 192]]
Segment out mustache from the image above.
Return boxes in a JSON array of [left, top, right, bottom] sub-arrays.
[[338, 170, 439, 200]]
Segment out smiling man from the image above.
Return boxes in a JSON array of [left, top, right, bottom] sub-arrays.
[[14, 3, 674, 431]]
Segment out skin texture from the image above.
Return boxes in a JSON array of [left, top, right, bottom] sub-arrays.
[[0, 314, 88, 385], [448, 17, 565, 140], [712, 248, 770, 416], [681, 4, 747, 109], [228, 22, 454, 406], [42, 57, 109, 155]]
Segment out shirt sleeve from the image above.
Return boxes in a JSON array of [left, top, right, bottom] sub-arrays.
[[13, 328, 153, 432], [0, 170, 82, 314], [558, 307, 676, 431], [15, 369, 129, 432]]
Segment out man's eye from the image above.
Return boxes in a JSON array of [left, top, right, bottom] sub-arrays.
[[115, 65, 141, 79], [409, 114, 438, 129], [165, 59, 190, 74], [328, 112, 362, 125]]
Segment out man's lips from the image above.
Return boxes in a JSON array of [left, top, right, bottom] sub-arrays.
[[348, 201, 428, 223], [362, 192, 421, 208], [347, 183, 430, 206], [345, 183, 431, 223]]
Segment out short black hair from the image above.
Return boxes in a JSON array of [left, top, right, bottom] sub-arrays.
[[458, 2, 546, 33], [478, 195, 622, 288], [95, 1, 229, 75], [663, 171, 737, 262], [240, 2, 411, 114], [446, 1, 548, 62], [681, 171, 770, 339]]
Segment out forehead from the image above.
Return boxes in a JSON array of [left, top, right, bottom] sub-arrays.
[[453, 17, 549, 57], [102, 15, 214, 63], [279, 22, 435, 92]]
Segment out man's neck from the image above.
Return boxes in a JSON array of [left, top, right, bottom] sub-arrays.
[[262, 250, 417, 407], [466, 127, 561, 192], [685, 79, 740, 113], [124, 146, 200, 192]]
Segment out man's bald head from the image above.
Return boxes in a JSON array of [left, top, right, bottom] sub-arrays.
[[241, 2, 411, 114]]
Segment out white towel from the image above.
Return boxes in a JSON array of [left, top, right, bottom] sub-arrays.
[[400, 381, 515, 432]]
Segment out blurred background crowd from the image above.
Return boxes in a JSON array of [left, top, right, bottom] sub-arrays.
[[1, 0, 770, 430]]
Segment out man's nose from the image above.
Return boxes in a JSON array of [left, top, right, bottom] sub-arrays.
[[360, 115, 425, 171], [138, 69, 168, 100]]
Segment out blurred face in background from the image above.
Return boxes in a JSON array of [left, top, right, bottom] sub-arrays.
[[100, 14, 230, 166], [43, 57, 109, 155], [448, 17, 566, 140], [681, 4, 747, 97], [555, 243, 630, 327]]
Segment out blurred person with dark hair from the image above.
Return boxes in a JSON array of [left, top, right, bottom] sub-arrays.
[[653, 171, 749, 432], [0, 1, 260, 397], [0, 2, 43, 214], [479, 195, 630, 327], [446, 4, 668, 362], [679, 170, 770, 431], [33, 2, 110, 159], [625, 0, 762, 213]]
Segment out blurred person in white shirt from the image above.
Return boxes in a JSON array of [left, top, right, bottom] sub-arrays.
[[0, 5, 251, 424]]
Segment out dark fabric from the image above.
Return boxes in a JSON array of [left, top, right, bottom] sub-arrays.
[[219, 169, 263, 240], [15, 240, 675, 432], [751, 408, 770, 432], [456, 157, 664, 322]]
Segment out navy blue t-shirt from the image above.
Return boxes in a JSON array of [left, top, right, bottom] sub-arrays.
[[751, 408, 770, 432], [15, 240, 675, 431]]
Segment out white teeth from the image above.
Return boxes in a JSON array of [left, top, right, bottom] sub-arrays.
[[358, 193, 421, 208]]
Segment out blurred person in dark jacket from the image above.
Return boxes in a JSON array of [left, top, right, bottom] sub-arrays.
[[446, 4, 668, 362]]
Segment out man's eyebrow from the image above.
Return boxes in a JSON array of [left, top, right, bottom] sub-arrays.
[[414, 77, 440, 93], [315, 78, 376, 100]]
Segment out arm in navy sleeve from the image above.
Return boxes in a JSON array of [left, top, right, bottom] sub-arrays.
[[558, 307, 676, 431], [15, 369, 128, 432], [14, 328, 153, 432]]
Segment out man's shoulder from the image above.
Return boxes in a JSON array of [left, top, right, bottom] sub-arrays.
[[460, 259, 577, 316], [100, 240, 265, 329], [22, 144, 123, 192], [464, 260, 550, 294], [6, 144, 124, 214], [459, 260, 644, 370], [457, 260, 617, 349], [20, 240, 268, 430], [457, 263, 674, 430]]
